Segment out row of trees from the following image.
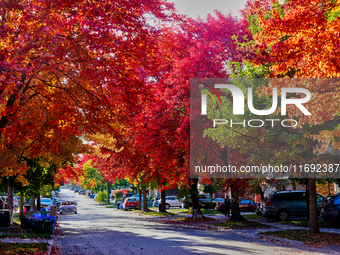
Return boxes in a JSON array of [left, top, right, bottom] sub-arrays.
[[1, 0, 340, 235]]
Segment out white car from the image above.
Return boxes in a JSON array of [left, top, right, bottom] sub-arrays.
[[59, 201, 77, 214], [40, 198, 53, 209], [158, 196, 182, 209]]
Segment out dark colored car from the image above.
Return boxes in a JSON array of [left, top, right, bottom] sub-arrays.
[[79, 189, 85, 195], [74, 188, 80, 193], [320, 193, 340, 228], [216, 198, 257, 212], [0, 198, 3, 209], [260, 190, 326, 221]]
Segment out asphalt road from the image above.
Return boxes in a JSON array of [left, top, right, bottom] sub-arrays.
[[55, 189, 330, 255]]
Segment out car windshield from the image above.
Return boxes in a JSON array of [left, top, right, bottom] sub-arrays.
[[128, 198, 137, 202], [41, 199, 51, 203]]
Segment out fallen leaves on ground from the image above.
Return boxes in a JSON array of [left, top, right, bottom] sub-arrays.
[[261, 229, 340, 247]]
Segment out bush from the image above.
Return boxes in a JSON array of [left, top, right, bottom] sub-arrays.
[[113, 191, 123, 200], [204, 203, 216, 209], [95, 190, 108, 203]]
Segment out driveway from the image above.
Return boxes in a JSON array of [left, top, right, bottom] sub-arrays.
[[55, 189, 333, 255]]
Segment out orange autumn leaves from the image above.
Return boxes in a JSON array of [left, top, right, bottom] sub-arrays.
[[245, 0, 340, 149], [0, 0, 176, 184]]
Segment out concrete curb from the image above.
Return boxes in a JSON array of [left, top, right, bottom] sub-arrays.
[[46, 239, 54, 255]]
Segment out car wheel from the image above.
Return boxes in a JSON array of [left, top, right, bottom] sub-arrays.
[[165, 204, 170, 210], [276, 209, 289, 221], [75, 211, 77, 214], [60, 212, 63, 214]]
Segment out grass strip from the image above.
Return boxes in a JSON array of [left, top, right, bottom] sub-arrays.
[[141, 211, 177, 216], [214, 220, 271, 229], [0, 233, 51, 239], [275, 219, 329, 228], [261, 229, 340, 247], [0, 242, 49, 255], [105, 205, 116, 208], [243, 214, 264, 220]]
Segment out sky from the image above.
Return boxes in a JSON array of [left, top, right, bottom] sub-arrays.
[[170, 0, 248, 19]]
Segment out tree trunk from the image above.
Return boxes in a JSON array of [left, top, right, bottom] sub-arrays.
[[29, 198, 36, 212], [308, 178, 320, 234], [7, 177, 15, 212], [37, 193, 41, 212], [159, 190, 166, 212], [190, 178, 200, 209], [107, 181, 111, 204], [19, 190, 24, 220], [190, 178, 204, 219], [142, 186, 148, 211], [138, 186, 142, 210], [229, 189, 245, 222], [210, 194, 213, 209]]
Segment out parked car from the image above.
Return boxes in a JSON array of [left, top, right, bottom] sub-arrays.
[[74, 188, 80, 193], [134, 196, 153, 207], [40, 198, 53, 209], [59, 201, 77, 214], [0, 198, 4, 209], [216, 198, 256, 212], [2, 196, 19, 208], [320, 193, 340, 228], [122, 197, 138, 210], [260, 190, 326, 221], [51, 197, 61, 206], [198, 194, 212, 205], [121, 194, 133, 202], [157, 196, 182, 209], [79, 189, 86, 195]]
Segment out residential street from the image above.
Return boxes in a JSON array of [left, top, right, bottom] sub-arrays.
[[55, 190, 333, 255]]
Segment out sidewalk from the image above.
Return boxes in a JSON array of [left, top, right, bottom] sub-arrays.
[[0, 221, 55, 255], [146, 212, 340, 254], [205, 214, 340, 254]]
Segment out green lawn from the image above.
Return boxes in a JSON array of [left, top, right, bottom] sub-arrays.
[[0, 233, 51, 239], [261, 229, 340, 247], [141, 211, 178, 216], [243, 214, 263, 220], [214, 220, 271, 229], [105, 205, 116, 208], [275, 219, 329, 228]]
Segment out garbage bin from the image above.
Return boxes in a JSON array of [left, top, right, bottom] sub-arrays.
[[0, 210, 11, 227], [49, 206, 57, 217], [43, 220, 53, 235], [34, 220, 44, 234]]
